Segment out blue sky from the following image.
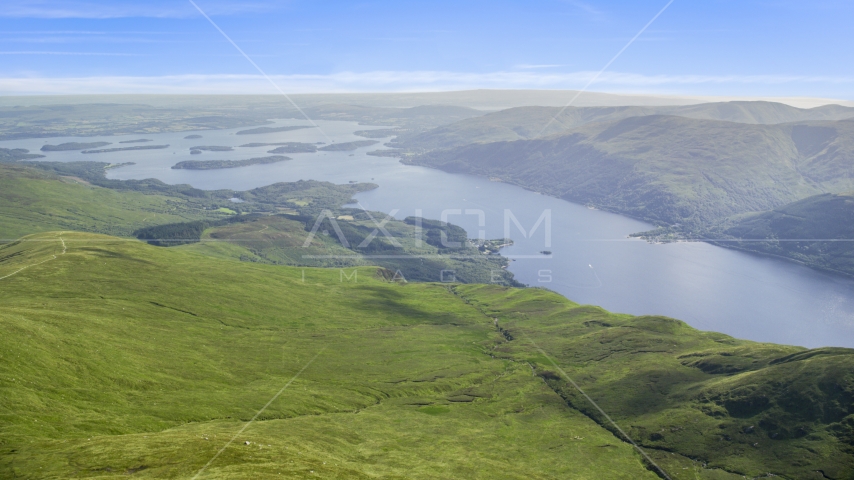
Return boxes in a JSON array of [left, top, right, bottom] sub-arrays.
[[1, 0, 852, 98]]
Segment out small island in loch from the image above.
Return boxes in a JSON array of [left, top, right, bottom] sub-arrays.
[[235, 125, 314, 135], [318, 140, 379, 151], [81, 145, 170, 154], [41, 142, 111, 151], [171, 155, 290, 170], [267, 142, 318, 153], [189, 145, 233, 152]]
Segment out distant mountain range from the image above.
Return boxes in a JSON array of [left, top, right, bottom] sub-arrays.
[[401, 104, 854, 228], [394, 101, 854, 150]]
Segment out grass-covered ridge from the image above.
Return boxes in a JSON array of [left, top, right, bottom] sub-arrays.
[[0, 163, 221, 240], [0, 233, 851, 478], [0, 232, 656, 479]]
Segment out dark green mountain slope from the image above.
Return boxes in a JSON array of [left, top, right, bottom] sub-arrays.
[[407, 115, 854, 227], [713, 191, 854, 276]]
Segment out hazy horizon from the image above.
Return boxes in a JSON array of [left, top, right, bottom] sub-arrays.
[[1, 1, 852, 99]]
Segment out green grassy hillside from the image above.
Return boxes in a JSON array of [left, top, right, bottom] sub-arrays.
[[0, 163, 220, 240], [0, 232, 655, 479], [407, 116, 854, 228], [1, 233, 851, 478]]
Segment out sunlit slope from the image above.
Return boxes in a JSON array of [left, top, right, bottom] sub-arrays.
[[0, 164, 212, 240], [0, 232, 655, 479], [457, 284, 854, 479]]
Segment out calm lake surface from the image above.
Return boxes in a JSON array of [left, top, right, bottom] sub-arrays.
[[8, 119, 854, 348]]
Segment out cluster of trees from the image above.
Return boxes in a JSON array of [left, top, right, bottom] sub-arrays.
[[134, 215, 263, 246], [405, 217, 468, 252]]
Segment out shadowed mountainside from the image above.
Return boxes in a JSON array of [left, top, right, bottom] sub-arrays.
[[708, 191, 854, 276], [407, 115, 854, 228]]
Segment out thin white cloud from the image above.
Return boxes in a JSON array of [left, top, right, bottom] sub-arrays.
[[0, 31, 191, 35], [0, 1, 290, 19], [0, 71, 852, 95], [3, 36, 172, 44], [559, 0, 602, 15], [1, 2, 190, 19], [0, 51, 143, 56], [515, 64, 569, 70]]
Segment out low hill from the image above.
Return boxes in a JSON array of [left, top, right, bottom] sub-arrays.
[[407, 116, 854, 227], [0, 232, 851, 478]]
